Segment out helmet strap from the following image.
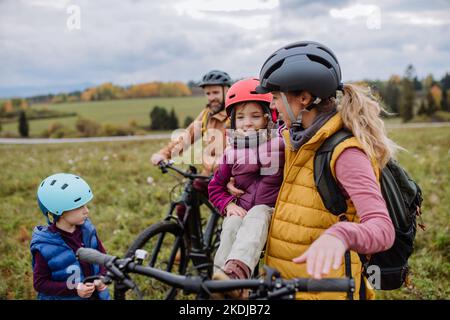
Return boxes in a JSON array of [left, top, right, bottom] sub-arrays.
[[281, 92, 321, 130], [230, 108, 236, 129], [280, 92, 297, 124], [221, 85, 226, 112], [45, 212, 52, 225]]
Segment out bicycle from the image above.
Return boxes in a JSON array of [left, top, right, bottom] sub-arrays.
[[78, 248, 355, 300], [114, 160, 223, 300]]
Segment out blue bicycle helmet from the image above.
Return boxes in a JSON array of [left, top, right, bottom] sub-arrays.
[[37, 173, 93, 221]]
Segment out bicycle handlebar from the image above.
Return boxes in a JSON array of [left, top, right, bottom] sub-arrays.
[[158, 161, 211, 180], [77, 248, 355, 299], [77, 248, 116, 266]]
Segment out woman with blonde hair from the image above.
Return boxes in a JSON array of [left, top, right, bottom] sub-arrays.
[[254, 41, 397, 300]]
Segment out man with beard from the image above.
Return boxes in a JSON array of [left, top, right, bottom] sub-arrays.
[[151, 70, 232, 194]]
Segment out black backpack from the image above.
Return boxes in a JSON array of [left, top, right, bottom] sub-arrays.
[[314, 129, 424, 291]]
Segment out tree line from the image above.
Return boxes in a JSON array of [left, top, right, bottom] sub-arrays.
[[21, 81, 192, 105], [366, 65, 450, 122], [2, 65, 450, 137], [148, 106, 193, 130], [4, 105, 192, 137], [79, 81, 192, 102]]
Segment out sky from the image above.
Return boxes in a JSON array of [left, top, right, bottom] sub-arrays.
[[0, 0, 449, 97]]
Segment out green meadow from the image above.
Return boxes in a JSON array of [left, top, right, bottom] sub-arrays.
[[1, 96, 206, 136], [0, 126, 448, 299]]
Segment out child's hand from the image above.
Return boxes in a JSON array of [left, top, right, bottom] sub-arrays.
[[94, 279, 108, 291], [225, 202, 247, 217], [77, 282, 95, 298], [227, 177, 245, 198]]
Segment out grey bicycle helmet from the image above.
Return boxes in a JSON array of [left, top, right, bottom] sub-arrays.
[[256, 41, 342, 99], [198, 70, 232, 87]]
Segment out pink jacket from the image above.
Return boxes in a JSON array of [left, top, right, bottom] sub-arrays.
[[208, 136, 285, 215]]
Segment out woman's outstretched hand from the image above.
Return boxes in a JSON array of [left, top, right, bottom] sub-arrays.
[[292, 234, 347, 279]]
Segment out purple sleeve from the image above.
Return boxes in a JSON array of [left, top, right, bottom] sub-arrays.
[[33, 251, 78, 297], [208, 158, 236, 215], [324, 148, 395, 254]]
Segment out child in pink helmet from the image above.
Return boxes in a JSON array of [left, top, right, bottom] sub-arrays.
[[208, 78, 285, 298]]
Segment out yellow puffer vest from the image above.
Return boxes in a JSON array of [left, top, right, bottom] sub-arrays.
[[265, 112, 379, 300]]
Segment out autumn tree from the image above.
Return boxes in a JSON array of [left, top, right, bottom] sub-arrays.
[[3, 100, 13, 113], [20, 99, 29, 110], [426, 88, 438, 116]]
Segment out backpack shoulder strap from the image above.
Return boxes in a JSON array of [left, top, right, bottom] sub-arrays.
[[201, 109, 210, 137], [314, 129, 354, 216]]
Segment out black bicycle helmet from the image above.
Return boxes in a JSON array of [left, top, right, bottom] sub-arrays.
[[198, 70, 232, 87], [256, 41, 342, 99]]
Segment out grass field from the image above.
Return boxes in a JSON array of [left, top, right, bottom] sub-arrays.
[[0, 126, 448, 299], [1, 97, 206, 136], [2, 96, 444, 138]]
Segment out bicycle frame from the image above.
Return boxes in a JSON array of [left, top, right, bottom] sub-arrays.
[[158, 163, 222, 278]]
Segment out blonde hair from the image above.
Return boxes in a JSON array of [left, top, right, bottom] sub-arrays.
[[338, 83, 402, 168]]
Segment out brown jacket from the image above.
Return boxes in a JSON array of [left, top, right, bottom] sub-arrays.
[[157, 107, 228, 176]]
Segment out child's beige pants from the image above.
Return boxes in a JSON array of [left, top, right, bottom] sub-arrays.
[[213, 204, 273, 275]]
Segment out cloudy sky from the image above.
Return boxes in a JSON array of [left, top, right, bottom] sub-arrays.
[[0, 0, 449, 97]]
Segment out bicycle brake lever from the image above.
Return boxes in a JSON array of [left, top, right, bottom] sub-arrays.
[[263, 265, 281, 281], [159, 162, 168, 174], [105, 261, 137, 291], [188, 165, 197, 174], [105, 261, 126, 280], [101, 273, 113, 285]]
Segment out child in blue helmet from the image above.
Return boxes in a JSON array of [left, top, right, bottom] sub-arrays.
[[30, 173, 110, 300]]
